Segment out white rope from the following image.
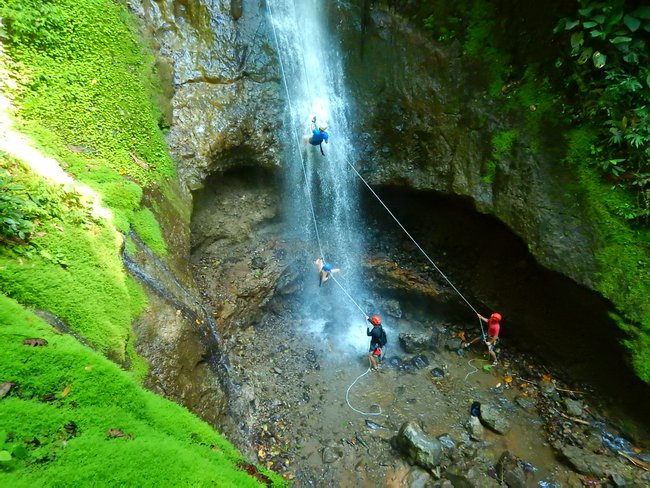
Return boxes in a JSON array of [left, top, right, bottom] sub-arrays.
[[266, 0, 325, 261], [343, 156, 487, 339], [345, 359, 384, 416], [329, 274, 367, 317]]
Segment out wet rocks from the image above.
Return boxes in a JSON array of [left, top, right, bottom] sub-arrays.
[[554, 443, 617, 477], [479, 404, 511, 435], [322, 446, 342, 464], [563, 398, 584, 418], [466, 416, 485, 441], [392, 421, 443, 470], [494, 451, 531, 488], [399, 332, 434, 353], [446, 465, 501, 488]]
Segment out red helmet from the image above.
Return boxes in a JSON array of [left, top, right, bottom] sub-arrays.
[[490, 312, 502, 322], [370, 315, 381, 326]]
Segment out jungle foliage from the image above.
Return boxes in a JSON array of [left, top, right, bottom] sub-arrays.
[[0, 0, 282, 484], [419, 0, 650, 382], [554, 0, 650, 222]]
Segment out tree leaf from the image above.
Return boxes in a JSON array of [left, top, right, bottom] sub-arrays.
[[592, 51, 607, 68], [590, 29, 605, 38], [610, 36, 632, 44], [12, 445, 28, 460], [578, 47, 593, 64], [592, 14, 606, 24], [0, 451, 11, 462], [624, 15, 641, 32], [565, 19, 580, 30], [623, 52, 638, 64], [571, 31, 584, 52], [579, 7, 594, 16], [583, 21, 598, 28], [632, 6, 650, 19]]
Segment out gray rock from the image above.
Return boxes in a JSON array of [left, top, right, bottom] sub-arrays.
[[564, 398, 584, 417], [555, 443, 617, 477], [322, 446, 341, 464], [479, 404, 511, 435], [494, 451, 527, 488], [514, 395, 536, 411], [399, 332, 433, 353], [466, 416, 485, 441], [383, 298, 403, 318], [407, 466, 432, 488], [446, 466, 501, 488], [393, 421, 443, 470]]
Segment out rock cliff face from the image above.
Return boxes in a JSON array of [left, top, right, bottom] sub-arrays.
[[332, 3, 599, 289], [123, 0, 628, 442], [128, 0, 283, 192], [129, 0, 600, 291]]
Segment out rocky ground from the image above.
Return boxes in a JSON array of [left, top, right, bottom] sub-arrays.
[[221, 299, 650, 487], [187, 172, 650, 487]]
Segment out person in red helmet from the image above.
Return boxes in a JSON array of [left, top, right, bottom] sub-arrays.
[[462, 312, 502, 365], [366, 315, 387, 371]]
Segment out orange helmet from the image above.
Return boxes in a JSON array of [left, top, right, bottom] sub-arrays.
[[490, 312, 502, 322], [370, 315, 381, 326]]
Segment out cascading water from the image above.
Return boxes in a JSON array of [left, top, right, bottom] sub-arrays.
[[268, 0, 371, 351]]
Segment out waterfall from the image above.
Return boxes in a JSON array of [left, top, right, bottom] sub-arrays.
[[268, 0, 370, 351]]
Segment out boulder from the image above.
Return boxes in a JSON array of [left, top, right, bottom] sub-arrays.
[[494, 451, 528, 488], [555, 443, 618, 477], [393, 421, 443, 470], [563, 398, 584, 418], [399, 332, 434, 353], [479, 404, 511, 435], [407, 466, 432, 488], [466, 416, 485, 441], [445, 466, 501, 488]]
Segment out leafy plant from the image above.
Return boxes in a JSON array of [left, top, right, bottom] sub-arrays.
[[0, 167, 36, 242], [555, 0, 650, 221]]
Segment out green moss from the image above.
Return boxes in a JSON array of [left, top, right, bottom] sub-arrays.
[[0, 294, 283, 486], [131, 207, 168, 256], [565, 128, 650, 382]]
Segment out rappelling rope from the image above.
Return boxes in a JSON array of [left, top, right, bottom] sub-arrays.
[[329, 274, 367, 317], [266, 0, 325, 261], [343, 156, 487, 340], [345, 357, 384, 416]]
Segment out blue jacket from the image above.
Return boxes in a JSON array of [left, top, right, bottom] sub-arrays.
[[310, 128, 329, 145]]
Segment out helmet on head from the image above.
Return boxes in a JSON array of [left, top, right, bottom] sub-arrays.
[[318, 123, 328, 131], [371, 315, 381, 326], [490, 312, 502, 322]]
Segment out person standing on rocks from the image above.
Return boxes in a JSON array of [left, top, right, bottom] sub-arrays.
[[366, 315, 387, 371], [314, 257, 340, 286], [463, 312, 501, 366]]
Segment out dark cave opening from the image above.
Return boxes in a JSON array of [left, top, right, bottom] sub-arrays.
[[361, 186, 650, 423]]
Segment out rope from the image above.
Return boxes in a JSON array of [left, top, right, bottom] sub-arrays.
[[330, 274, 367, 317], [343, 156, 487, 340], [464, 358, 492, 381], [345, 357, 384, 416], [266, 0, 325, 261]]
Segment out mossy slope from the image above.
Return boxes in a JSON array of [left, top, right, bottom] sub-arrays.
[[0, 295, 279, 486]]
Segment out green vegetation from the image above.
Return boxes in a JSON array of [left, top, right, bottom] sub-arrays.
[[0, 0, 283, 483], [422, 0, 650, 382], [0, 295, 279, 486], [555, 1, 650, 222]]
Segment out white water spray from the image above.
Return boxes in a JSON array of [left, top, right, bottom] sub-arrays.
[[268, 0, 369, 351]]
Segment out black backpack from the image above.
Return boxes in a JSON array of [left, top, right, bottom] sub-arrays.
[[378, 327, 387, 347]]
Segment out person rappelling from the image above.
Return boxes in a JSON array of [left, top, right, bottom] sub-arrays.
[[366, 315, 387, 371], [462, 312, 502, 366], [314, 257, 340, 287], [304, 116, 329, 155]]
